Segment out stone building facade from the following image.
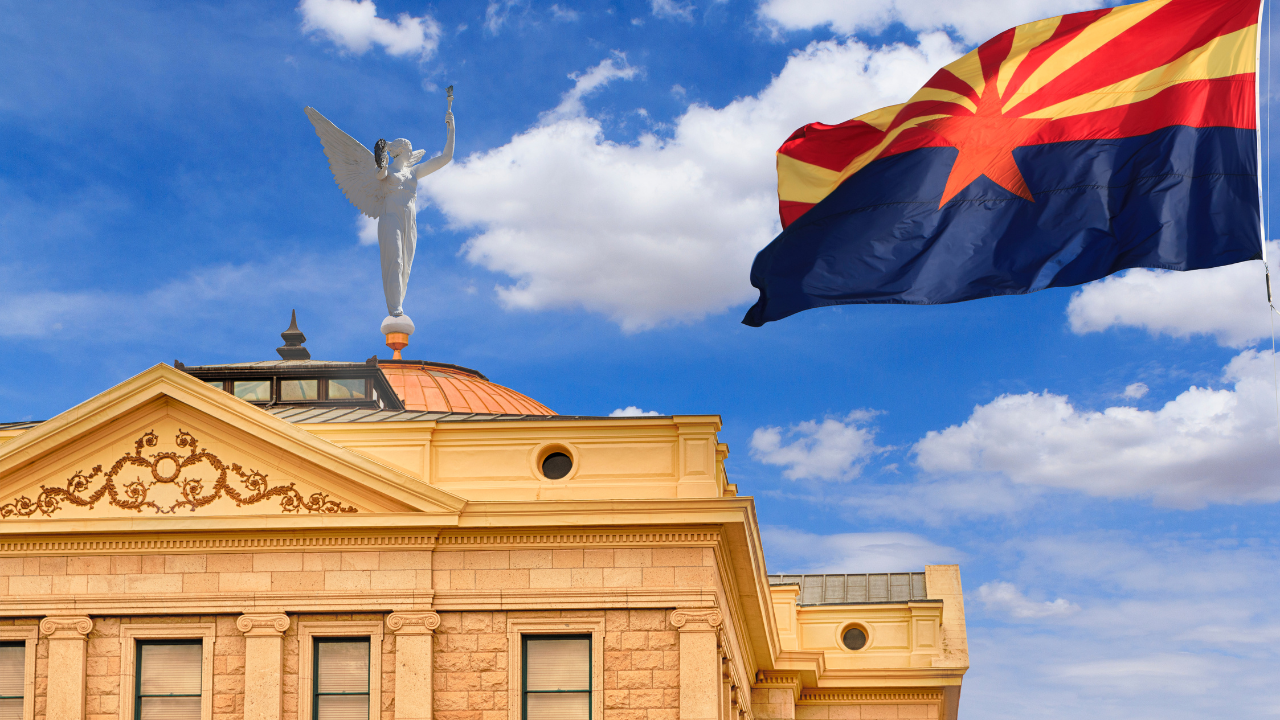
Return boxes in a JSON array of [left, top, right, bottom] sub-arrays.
[[0, 358, 967, 720]]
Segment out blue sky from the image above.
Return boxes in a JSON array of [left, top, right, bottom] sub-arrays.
[[2, 0, 1279, 716]]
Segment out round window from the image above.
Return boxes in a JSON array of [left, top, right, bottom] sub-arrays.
[[841, 626, 867, 651], [541, 452, 573, 480]]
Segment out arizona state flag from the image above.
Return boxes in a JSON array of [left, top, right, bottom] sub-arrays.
[[743, 0, 1262, 326]]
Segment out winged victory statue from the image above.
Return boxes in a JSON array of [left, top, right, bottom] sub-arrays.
[[305, 90, 455, 358]]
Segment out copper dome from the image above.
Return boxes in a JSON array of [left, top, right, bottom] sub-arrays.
[[378, 361, 555, 415]]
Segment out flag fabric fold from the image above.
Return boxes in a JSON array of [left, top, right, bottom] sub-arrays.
[[744, 0, 1262, 327]]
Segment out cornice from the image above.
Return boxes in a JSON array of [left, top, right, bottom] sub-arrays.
[[435, 528, 720, 549], [0, 531, 442, 555], [432, 587, 717, 611], [798, 689, 945, 705]]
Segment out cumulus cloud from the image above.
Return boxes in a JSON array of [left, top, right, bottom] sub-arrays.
[[651, 0, 696, 21], [978, 581, 1079, 619], [1121, 382, 1149, 400], [1067, 243, 1277, 348], [751, 411, 885, 481], [425, 35, 960, 330], [914, 350, 1280, 507], [761, 527, 961, 574], [757, 0, 1108, 44], [298, 0, 441, 57], [609, 406, 661, 416]]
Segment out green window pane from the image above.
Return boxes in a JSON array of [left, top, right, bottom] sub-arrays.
[[139, 643, 201, 695], [316, 694, 369, 720], [525, 638, 590, 691], [232, 380, 271, 401], [280, 379, 319, 401], [316, 641, 369, 693], [139, 696, 200, 720], [526, 693, 589, 720], [329, 379, 367, 400], [0, 645, 22, 696], [204, 380, 224, 391]]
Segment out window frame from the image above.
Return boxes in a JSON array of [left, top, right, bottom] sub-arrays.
[[297, 620, 383, 720], [0, 626, 36, 720], [133, 639, 204, 720], [118, 623, 215, 720], [506, 616, 604, 720], [311, 637, 372, 720], [521, 634, 592, 720]]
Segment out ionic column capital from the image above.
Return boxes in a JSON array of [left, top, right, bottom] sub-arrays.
[[386, 611, 440, 635], [237, 613, 290, 637], [40, 615, 93, 639], [669, 608, 722, 632]]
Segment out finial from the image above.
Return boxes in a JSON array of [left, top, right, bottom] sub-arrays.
[[277, 310, 311, 360], [380, 315, 415, 361]]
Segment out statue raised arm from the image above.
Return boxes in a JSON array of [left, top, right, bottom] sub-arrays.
[[305, 98, 455, 357]]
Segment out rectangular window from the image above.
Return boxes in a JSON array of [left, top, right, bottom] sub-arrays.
[[523, 635, 591, 720], [280, 378, 319, 401], [327, 379, 368, 400], [314, 638, 370, 720], [232, 380, 272, 402], [0, 642, 23, 720], [204, 380, 226, 392], [136, 640, 202, 720]]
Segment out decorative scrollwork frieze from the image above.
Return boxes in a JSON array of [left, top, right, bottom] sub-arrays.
[[40, 615, 93, 639], [669, 608, 723, 631], [0, 430, 358, 518], [236, 613, 290, 637], [386, 612, 441, 635]]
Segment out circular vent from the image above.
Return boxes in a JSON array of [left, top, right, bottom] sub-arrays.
[[541, 452, 573, 480], [841, 626, 867, 651]]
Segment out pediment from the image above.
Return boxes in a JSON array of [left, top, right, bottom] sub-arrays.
[[0, 365, 466, 523]]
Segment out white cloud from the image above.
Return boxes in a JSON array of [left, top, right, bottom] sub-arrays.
[[484, 0, 526, 34], [651, 0, 695, 22], [978, 581, 1079, 619], [761, 527, 961, 574], [840, 474, 1037, 524], [541, 52, 640, 124], [609, 406, 661, 416], [964, 534, 1280, 718], [424, 35, 961, 330], [549, 4, 580, 22], [757, 0, 1108, 44], [298, 0, 441, 57], [914, 350, 1280, 507], [1122, 382, 1149, 399], [750, 411, 885, 481], [1067, 243, 1276, 349], [357, 214, 378, 246]]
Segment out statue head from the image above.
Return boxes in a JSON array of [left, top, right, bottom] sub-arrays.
[[387, 138, 413, 159]]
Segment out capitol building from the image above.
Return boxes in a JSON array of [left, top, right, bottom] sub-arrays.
[[0, 323, 967, 720]]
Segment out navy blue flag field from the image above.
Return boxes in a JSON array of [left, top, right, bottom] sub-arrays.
[[743, 0, 1263, 327]]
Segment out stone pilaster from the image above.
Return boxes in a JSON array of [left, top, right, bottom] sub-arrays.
[[670, 609, 723, 720], [237, 613, 290, 720], [40, 616, 93, 720], [386, 612, 440, 720]]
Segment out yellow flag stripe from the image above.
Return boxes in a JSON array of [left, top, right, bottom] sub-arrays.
[[777, 153, 843, 204], [997, 15, 1063, 99], [1021, 25, 1256, 119], [942, 48, 986, 96], [903, 87, 979, 115], [1003, 0, 1175, 115]]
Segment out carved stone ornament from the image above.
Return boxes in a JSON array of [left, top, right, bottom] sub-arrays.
[[40, 616, 93, 639], [236, 613, 291, 637], [0, 430, 358, 518], [386, 611, 441, 635], [669, 608, 723, 631]]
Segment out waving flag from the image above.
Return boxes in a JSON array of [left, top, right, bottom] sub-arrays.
[[744, 0, 1262, 327]]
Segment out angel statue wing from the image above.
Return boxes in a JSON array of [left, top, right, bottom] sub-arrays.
[[305, 107, 389, 219]]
